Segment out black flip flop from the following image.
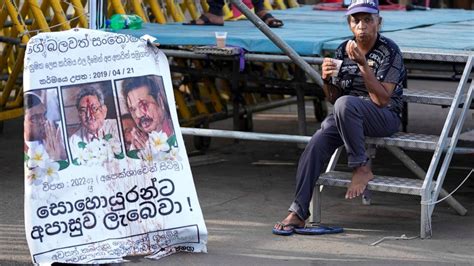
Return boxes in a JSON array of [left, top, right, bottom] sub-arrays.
[[259, 13, 284, 28], [183, 14, 224, 26]]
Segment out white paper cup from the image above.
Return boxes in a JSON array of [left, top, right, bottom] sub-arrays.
[[331, 59, 343, 77], [215, 32, 227, 48]]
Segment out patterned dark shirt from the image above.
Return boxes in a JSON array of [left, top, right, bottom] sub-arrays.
[[332, 34, 406, 114]]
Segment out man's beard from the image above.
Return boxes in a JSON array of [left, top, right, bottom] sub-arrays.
[[138, 116, 154, 131]]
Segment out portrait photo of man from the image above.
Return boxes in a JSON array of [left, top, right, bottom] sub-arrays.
[[62, 81, 122, 165], [116, 75, 176, 159], [24, 90, 67, 163]]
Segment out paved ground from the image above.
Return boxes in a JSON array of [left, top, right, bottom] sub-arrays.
[[1, 79, 473, 265]]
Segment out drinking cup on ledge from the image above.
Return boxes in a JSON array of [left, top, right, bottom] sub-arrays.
[[215, 32, 227, 48]]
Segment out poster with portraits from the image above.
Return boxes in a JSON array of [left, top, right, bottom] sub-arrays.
[[23, 28, 207, 264]]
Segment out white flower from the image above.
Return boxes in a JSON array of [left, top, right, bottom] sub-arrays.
[[25, 143, 60, 186], [74, 136, 124, 166], [85, 139, 106, 165], [156, 150, 168, 161], [158, 147, 181, 161], [149, 131, 170, 153], [43, 161, 60, 181], [82, 146, 97, 166], [75, 146, 88, 165], [27, 143, 50, 169], [168, 146, 181, 161], [26, 167, 45, 186], [109, 139, 122, 155], [138, 149, 159, 163]]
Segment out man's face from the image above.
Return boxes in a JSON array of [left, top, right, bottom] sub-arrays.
[[126, 86, 163, 133], [349, 13, 380, 43], [122, 117, 135, 148], [25, 103, 46, 141], [78, 95, 107, 133]]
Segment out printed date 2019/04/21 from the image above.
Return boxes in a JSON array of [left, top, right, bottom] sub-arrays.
[[92, 68, 134, 79]]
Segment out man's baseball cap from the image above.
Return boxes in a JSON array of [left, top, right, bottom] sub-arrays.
[[346, 0, 379, 16]]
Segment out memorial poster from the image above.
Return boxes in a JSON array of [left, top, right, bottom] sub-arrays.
[[23, 28, 207, 264]]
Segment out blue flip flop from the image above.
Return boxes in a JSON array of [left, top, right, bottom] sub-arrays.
[[272, 222, 298, 236], [294, 225, 344, 235]]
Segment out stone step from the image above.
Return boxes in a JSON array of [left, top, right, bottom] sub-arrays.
[[317, 171, 431, 196]]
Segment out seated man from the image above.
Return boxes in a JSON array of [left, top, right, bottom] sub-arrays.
[[184, 0, 283, 27], [273, 0, 406, 235]]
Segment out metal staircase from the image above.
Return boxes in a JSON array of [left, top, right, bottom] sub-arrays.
[[311, 55, 474, 238]]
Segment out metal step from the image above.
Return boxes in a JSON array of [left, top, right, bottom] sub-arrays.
[[317, 171, 430, 196], [366, 132, 474, 153], [366, 132, 439, 151], [404, 88, 454, 106]]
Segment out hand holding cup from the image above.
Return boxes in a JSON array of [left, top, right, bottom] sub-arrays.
[[322, 58, 343, 80]]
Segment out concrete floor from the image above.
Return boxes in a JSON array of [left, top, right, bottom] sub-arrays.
[[1, 79, 473, 265]]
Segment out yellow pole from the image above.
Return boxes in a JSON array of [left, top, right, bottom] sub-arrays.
[[69, 0, 89, 28], [48, 0, 71, 30], [200, 0, 209, 12], [174, 88, 193, 120], [287, 0, 299, 8], [263, 0, 273, 11], [274, 0, 287, 10], [110, 0, 126, 14], [1, 49, 24, 106], [130, 0, 149, 22], [167, 0, 185, 22], [0, 4, 8, 29], [26, 0, 51, 31], [183, 0, 199, 20], [145, 0, 166, 24]]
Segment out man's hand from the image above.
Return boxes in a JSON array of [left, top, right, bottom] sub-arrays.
[[43, 120, 64, 160], [346, 40, 395, 107], [346, 40, 366, 66], [321, 58, 343, 105], [131, 127, 148, 150], [321, 58, 338, 81]]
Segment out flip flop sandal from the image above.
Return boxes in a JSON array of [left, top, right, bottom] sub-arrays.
[[272, 222, 298, 236], [183, 15, 224, 26], [294, 225, 344, 235], [259, 13, 284, 28]]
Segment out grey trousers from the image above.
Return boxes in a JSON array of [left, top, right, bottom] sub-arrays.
[[289, 95, 401, 221]]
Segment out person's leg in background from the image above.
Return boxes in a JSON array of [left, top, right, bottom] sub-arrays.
[[184, 0, 225, 25], [252, 0, 283, 28], [185, 0, 283, 27]]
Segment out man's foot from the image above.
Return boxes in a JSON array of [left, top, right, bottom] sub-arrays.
[[273, 211, 305, 235], [346, 165, 374, 199], [256, 10, 284, 28], [183, 13, 224, 26]]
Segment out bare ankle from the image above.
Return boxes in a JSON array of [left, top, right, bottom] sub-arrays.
[[354, 165, 372, 174]]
